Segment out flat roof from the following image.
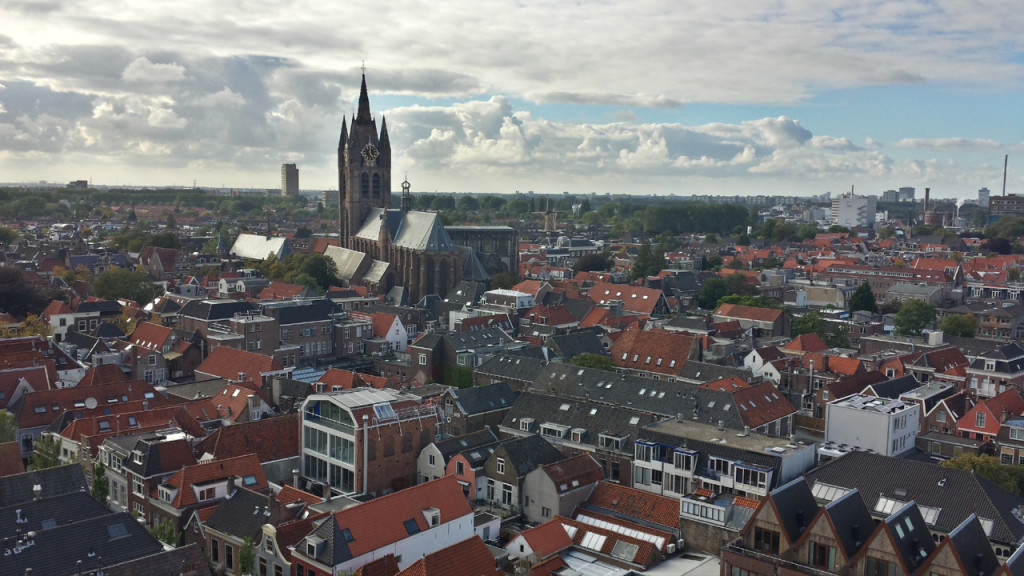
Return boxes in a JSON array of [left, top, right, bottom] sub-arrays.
[[645, 418, 809, 455]]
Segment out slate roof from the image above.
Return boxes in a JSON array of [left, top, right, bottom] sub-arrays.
[[2, 512, 163, 576], [97, 543, 213, 576], [868, 374, 922, 398], [474, 353, 548, 385], [397, 536, 503, 576], [821, 489, 874, 561], [940, 514, 999, 576], [450, 381, 518, 416], [0, 490, 111, 540], [0, 463, 88, 506], [324, 245, 371, 281], [546, 330, 604, 360], [178, 298, 255, 320], [768, 477, 819, 546], [881, 501, 936, 574], [204, 486, 279, 541], [262, 298, 337, 325], [804, 450, 1024, 544], [355, 208, 458, 251], [442, 327, 514, 351], [122, 436, 197, 479], [501, 392, 661, 455], [676, 361, 754, 385], [433, 429, 499, 461], [192, 412, 299, 463], [497, 434, 565, 477]]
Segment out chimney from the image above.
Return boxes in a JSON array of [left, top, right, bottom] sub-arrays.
[[32, 484, 41, 501], [292, 469, 299, 488], [924, 187, 930, 218]]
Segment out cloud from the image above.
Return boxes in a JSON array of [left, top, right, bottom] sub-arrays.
[[894, 137, 1002, 150], [122, 57, 187, 83], [192, 87, 247, 107]]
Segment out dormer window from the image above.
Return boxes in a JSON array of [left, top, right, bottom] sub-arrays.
[[519, 418, 533, 432], [422, 507, 440, 527]]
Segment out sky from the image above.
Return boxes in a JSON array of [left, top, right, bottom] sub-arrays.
[[1, 0, 1022, 198]]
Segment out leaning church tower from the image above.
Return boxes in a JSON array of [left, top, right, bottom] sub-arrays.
[[338, 73, 392, 246]]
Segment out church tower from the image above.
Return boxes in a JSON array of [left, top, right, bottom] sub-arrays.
[[338, 73, 392, 247]]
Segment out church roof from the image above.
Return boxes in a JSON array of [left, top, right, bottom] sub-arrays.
[[324, 246, 370, 281], [365, 260, 391, 283], [461, 248, 489, 282], [355, 208, 458, 252]]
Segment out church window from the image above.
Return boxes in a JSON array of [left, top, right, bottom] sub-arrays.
[[361, 173, 369, 197], [372, 174, 381, 198]]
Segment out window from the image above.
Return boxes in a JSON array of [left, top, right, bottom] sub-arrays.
[[936, 410, 946, 423], [148, 354, 157, 366], [542, 506, 552, 518], [753, 527, 780, 554], [808, 541, 835, 570], [501, 483, 513, 505], [428, 454, 436, 467], [211, 538, 220, 563], [133, 477, 144, 495], [419, 354, 427, 365], [977, 412, 986, 428], [865, 557, 895, 576], [259, 558, 267, 576], [497, 458, 505, 474], [225, 544, 234, 570]]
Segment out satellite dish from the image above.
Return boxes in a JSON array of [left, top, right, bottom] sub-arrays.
[[84, 397, 98, 410]]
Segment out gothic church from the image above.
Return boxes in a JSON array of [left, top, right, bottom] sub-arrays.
[[328, 75, 483, 304]]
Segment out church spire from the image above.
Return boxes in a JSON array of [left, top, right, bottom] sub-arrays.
[[379, 116, 390, 150], [339, 117, 348, 149], [356, 73, 372, 123]]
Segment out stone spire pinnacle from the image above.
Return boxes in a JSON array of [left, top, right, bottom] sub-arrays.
[[356, 73, 372, 123], [339, 117, 348, 149]]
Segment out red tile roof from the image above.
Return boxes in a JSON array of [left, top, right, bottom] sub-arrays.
[[714, 303, 783, 323], [15, 380, 161, 429], [516, 521, 573, 559], [372, 313, 399, 339], [0, 442, 25, 477], [528, 556, 569, 576], [160, 454, 267, 508], [276, 484, 322, 507], [824, 355, 864, 376], [585, 282, 663, 315], [195, 346, 284, 380], [700, 376, 751, 391], [77, 363, 130, 387], [610, 327, 697, 375], [129, 321, 174, 351], [398, 536, 502, 576], [193, 412, 298, 463], [257, 281, 311, 300], [542, 454, 604, 494], [557, 515, 658, 566], [731, 383, 798, 428], [330, 476, 472, 559], [586, 481, 679, 528], [783, 334, 828, 353], [317, 368, 389, 391], [274, 511, 331, 564], [354, 555, 401, 576]]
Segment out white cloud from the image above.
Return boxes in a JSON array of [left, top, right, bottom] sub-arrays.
[[192, 87, 246, 107], [894, 137, 1002, 150], [122, 57, 187, 83]]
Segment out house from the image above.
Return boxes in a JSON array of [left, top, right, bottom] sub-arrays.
[[194, 486, 298, 576], [609, 326, 700, 378], [417, 428, 498, 485], [260, 298, 339, 366], [521, 453, 603, 524], [253, 511, 329, 576], [299, 387, 438, 497], [584, 282, 669, 316], [505, 521, 573, 564], [445, 439, 499, 502], [147, 454, 268, 539], [472, 353, 547, 391], [824, 394, 919, 456], [956, 388, 1024, 443], [713, 303, 790, 337], [918, 514, 1000, 576], [125, 321, 202, 383], [194, 345, 288, 387], [966, 342, 1024, 398], [290, 475, 475, 574], [180, 380, 275, 428], [438, 381, 518, 438], [804, 450, 1024, 558], [480, 434, 564, 514], [192, 413, 300, 484], [118, 434, 197, 522]]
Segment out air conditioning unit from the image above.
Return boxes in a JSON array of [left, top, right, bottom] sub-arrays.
[[666, 543, 676, 554]]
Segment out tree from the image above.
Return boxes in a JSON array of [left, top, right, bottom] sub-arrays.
[[718, 295, 781, 309], [848, 282, 878, 314], [149, 516, 180, 547], [92, 461, 109, 505], [631, 241, 665, 280], [239, 536, 255, 575], [877, 227, 896, 240], [0, 226, 18, 244], [573, 252, 612, 274], [697, 274, 757, 309], [791, 311, 849, 348], [0, 410, 16, 443], [15, 315, 51, 338], [294, 226, 313, 238], [894, 299, 936, 336], [296, 253, 340, 290], [92, 268, 162, 305], [491, 272, 515, 290], [0, 266, 53, 318], [569, 353, 615, 372], [443, 365, 474, 388], [940, 314, 977, 338], [30, 433, 63, 470], [942, 453, 1019, 494]]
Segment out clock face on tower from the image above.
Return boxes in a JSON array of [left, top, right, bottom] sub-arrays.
[[361, 143, 379, 163]]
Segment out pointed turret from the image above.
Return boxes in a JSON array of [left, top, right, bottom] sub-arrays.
[[379, 116, 390, 150], [339, 118, 348, 150], [356, 74, 372, 123]]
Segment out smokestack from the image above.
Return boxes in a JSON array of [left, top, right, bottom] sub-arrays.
[[924, 187, 930, 217], [1004, 154, 1009, 196]]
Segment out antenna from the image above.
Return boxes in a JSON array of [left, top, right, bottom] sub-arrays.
[[1003, 154, 1009, 196]]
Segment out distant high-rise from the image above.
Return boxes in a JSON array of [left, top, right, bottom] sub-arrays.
[[882, 189, 899, 203], [281, 163, 299, 196], [978, 187, 990, 208], [898, 186, 915, 202], [831, 191, 877, 228]]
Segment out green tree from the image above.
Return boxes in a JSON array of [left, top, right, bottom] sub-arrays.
[[698, 274, 757, 309], [894, 299, 936, 336], [877, 227, 896, 240], [92, 461, 109, 505], [942, 453, 1019, 494], [718, 295, 781, 309], [443, 365, 474, 388], [92, 268, 162, 305], [294, 226, 313, 238], [0, 410, 16, 443], [631, 242, 666, 280], [296, 253, 340, 290], [30, 433, 63, 470], [569, 353, 615, 372], [239, 536, 255, 574], [573, 252, 612, 274], [491, 272, 515, 290], [848, 282, 879, 314], [0, 226, 18, 244], [940, 314, 977, 338], [149, 516, 180, 547]]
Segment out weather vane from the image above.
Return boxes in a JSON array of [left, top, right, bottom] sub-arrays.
[[361, 60, 366, 75]]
